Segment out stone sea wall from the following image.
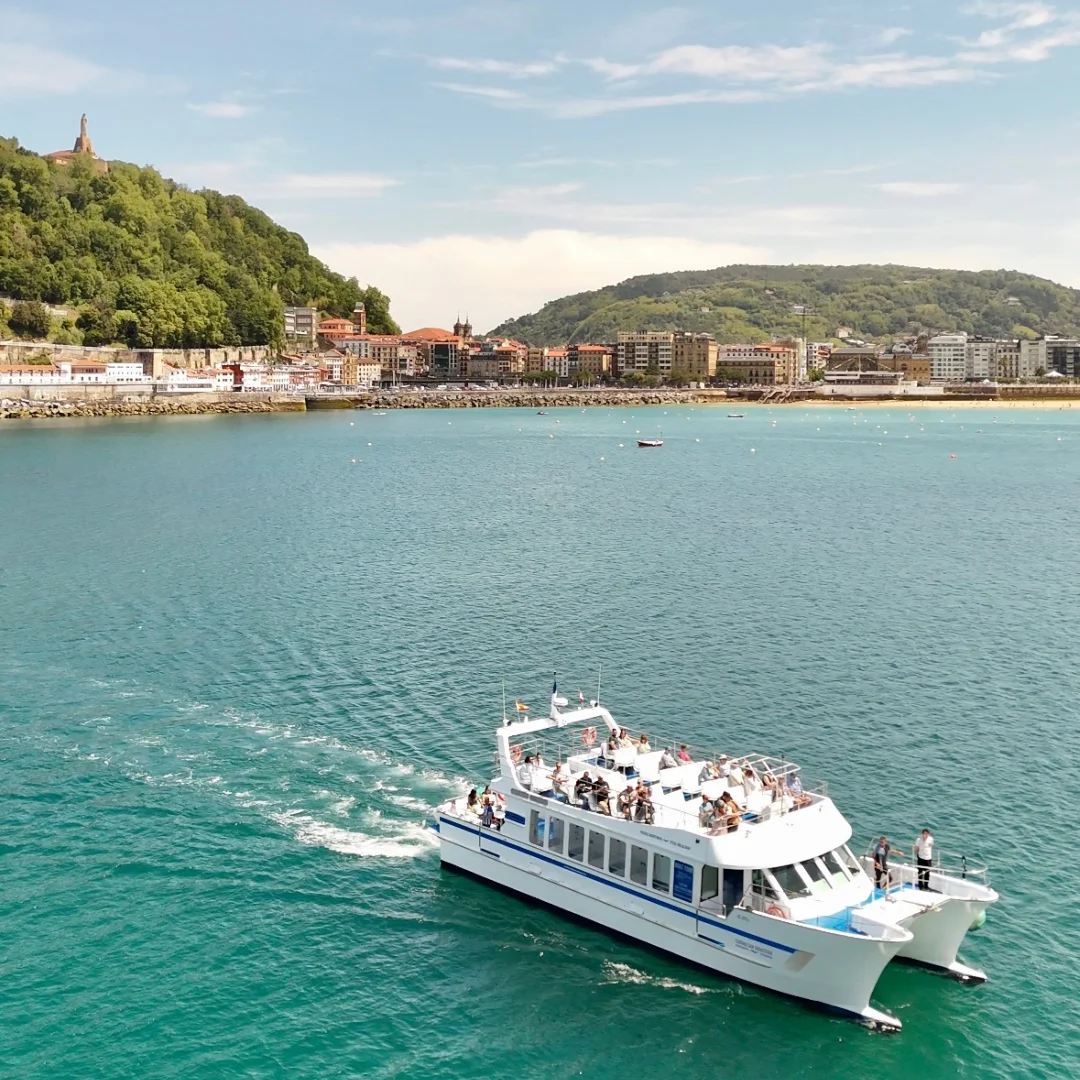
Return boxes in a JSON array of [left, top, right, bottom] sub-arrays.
[[1, 392, 304, 420], [350, 389, 731, 409]]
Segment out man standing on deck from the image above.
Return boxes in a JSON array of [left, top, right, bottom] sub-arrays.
[[914, 828, 934, 890], [873, 836, 903, 888]]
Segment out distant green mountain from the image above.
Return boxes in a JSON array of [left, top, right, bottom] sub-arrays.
[[489, 264, 1080, 346], [0, 136, 398, 348]]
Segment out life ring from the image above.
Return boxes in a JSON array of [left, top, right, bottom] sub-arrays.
[[766, 905, 788, 919], [581, 726, 597, 746], [510, 745, 522, 763]]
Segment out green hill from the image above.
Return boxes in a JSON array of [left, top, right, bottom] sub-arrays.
[[0, 136, 397, 349], [489, 264, 1080, 346]]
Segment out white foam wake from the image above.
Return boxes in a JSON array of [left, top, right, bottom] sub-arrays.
[[269, 810, 438, 859], [600, 961, 719, 996]]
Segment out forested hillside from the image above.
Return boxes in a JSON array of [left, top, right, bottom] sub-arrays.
[[491, 264, 1080, 346], [0, 136, 397, 348]]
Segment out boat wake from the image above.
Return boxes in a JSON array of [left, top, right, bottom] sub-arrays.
[[600, 961, 725, 996], [269, 810, 438, 859]]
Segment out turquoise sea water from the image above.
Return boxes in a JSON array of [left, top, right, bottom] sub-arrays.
[[2, 404, 1078, 1079]]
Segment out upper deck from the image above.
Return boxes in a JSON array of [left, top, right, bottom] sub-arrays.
[[487, 694, 852, 869]]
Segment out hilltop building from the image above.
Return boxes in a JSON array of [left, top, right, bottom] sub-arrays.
[[44, 114, 109, 174]]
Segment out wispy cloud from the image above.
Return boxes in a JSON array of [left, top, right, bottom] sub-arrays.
[[878, 27, 913, 45], [878, 182, 964, 197], [0, 43, 118, 96], [272, 173, 401, 198], [187, 101, 253, 119], [430, 56, 562, 77], [433, 81, 525, 101]]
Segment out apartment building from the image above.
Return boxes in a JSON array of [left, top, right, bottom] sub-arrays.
[[284, 306, 319, 347], [671, 332, 717, 381], [928, 332, 968, 381], [568, 344, 613, 378], [617, 331, 673, 376]]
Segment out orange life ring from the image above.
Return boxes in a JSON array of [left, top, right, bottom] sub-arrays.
[[766, 905, 788, 919], [510, 745, 522, 763], [581, 726, 597, 746]]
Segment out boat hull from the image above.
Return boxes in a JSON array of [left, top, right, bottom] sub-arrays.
[[438, 815, 905, 1028]]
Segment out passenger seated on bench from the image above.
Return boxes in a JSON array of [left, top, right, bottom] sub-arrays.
[[534, 750, 546, 768], [551, 760, 570, 796], [594, 778, 612, 815], [617, 784, 635, 819], [574, 773, 595, 810], [466, 788, 480, 817], [637, 733, 651, 753], [659, 747, 678, 769], [742, 764, 762, 794], [617, 728, 633, 749], [698, 798, 714, 828], [517, 755, 534, 789], [698, 761, 720, 784], [720, 790, 743, 815], [786, 773, 812, 808], [762, 770, 780, 799], [606, 732, 620, 759], [676, 744, 692, 763]]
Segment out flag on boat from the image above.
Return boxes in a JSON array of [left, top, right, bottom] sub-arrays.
[[515, 700, 530, 712]]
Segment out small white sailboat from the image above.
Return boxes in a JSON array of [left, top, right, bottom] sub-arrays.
[[638, 427, 663, 448]]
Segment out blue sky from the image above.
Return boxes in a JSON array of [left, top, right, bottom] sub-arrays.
[[3, 1, 1080, 329]]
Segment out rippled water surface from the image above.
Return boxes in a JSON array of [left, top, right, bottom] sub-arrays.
[[2, 404, 1077, 1079]]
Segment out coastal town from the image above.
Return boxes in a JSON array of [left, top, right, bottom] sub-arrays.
[[2, 299, 1079, 399]]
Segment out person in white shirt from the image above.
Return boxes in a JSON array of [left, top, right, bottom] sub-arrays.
[[517, 755, 534, 790], [914, 828, 934, 890]]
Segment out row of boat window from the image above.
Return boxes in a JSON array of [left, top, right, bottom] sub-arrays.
[[528, 809, 867, 907], [529, 810, 703, 903]]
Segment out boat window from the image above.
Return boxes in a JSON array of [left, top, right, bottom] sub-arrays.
[[630, 845, 648, 886], [652, 853, 671, 894], [839, 845, 862, 875], [673, 861, 694, 902], [588, 830, 606, 869], [608, 837, 626, 877], [801, 858, 831, 894], [700, 864, 719, 901], [770, 864, 813, 899], [821, 849, 850, 884], [547, 816, 565, 855], [752, 868, 780, 902], [528, 810, 545, 847], [568, 824, 585, 862]]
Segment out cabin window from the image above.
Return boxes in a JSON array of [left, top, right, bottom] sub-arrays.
[[588, 830, 606, 869], [608, 837, 626, 877], [752, 869, 780, 903], [821, 849, 849, 884], [528, 810, 545, 847], [630, 845, 648, 886], [770, 864, 813, 899], [652, 853, 672, 893], [547, 816, 565, 855], [568, 824, 585, 862], [700, 864, 719, 902], [672, 860, 694, 902], [839, 845, 862, 875], [801, 858, 831, 893]]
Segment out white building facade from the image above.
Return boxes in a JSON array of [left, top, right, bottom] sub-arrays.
[[928, 332, 968, 381]]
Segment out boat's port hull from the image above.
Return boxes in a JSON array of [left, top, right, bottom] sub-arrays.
[[438, 816, 904, 1029]]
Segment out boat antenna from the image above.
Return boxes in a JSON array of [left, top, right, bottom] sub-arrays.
[[596, 663, 601, 705], [501, 680, 507, 725]]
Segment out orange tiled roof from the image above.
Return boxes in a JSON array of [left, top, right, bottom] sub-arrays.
[[401, 327, 458, 341]]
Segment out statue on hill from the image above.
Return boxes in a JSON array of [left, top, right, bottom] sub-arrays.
[[74, 114, 94, 155], [44, 113, 108, 174]]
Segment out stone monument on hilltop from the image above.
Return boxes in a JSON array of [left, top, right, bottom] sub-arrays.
[[44, 114, 109, 174]]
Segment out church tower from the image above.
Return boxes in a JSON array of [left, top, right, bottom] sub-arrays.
[[352, 302, 367, 335]]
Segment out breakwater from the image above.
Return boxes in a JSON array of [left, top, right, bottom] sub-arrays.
[[318, 389, 731, 410], [1, 393, 304, 420]]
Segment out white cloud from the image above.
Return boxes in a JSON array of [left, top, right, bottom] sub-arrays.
[[878, 27, 913, 45], [0, 43, 116, 96], [187, 101, 253, 119], [433, 81, 525, 101], [431, 56, 561, 77], [604, 43, 833, 83], [313, 229, 763, 331], [272, 173, 400, 198], [878, 182, 965, 196]]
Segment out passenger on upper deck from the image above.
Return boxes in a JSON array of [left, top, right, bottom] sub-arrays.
[[698, 798, 714, 828], [466, 788, 480, 817], [617, 728, 633, 749], [633, 782, 655, 824], [593, 778, 612, 815], [637, 734, 651, 753], [551, 760, 570, 798], [786, 773, 812, 809], [617, 784, 635, 819], [699, 761, 720, 784], [517, 755, 535, 789], [761, 770, 779, 800], [676, 744, 692, 763], [574, 773, 595, 809], [659, 747, 678, 769], [742, 764, 762, 794]]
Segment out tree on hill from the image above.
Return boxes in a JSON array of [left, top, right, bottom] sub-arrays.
[[8, 299, 51, 339], [489, 264, 1080, 346], [0, 136, 399, 348]]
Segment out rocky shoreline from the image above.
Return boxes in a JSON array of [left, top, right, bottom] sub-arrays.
[[0, 396, 307, 420]]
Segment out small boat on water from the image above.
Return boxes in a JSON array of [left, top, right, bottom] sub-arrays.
[[727, 413, 745, 418], [537, 410, 548, 415], [434, 678, 998, 1031], [638, 427, 663, 448]]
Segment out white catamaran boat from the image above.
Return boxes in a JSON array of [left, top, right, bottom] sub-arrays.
[[434, 681, 997, 1030]]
